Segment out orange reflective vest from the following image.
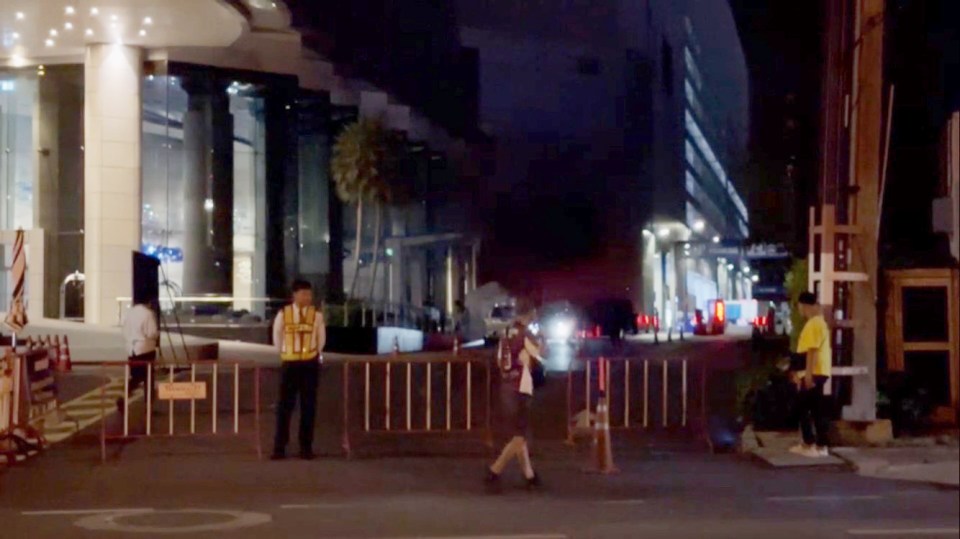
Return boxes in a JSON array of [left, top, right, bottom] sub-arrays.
[[281, 305, 319, 361]]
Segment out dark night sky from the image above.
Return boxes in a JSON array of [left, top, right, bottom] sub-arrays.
[[728, 0, 823, 252]]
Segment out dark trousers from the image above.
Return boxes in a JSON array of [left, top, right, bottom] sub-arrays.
[[127, 351, 157, 398], [274, 360, 320, 454], [798, 375, 830, 447]]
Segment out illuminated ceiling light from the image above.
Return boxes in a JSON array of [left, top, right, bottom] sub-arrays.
[[45, 38, 55, 47], [139, 29, 147, 37], [50, 29, 59, 37], [143, 16, 153, 25], [11, 32, 19, 40], [111, 14, 118, 21], [10, 54, 27, 67], [712, 235, 721, 244], [147, 74, 155, 81], [85, 28, 94, 36], [743, 267, 751, 274], [751, 275, 759, 283], [90, 7, 99, 15], [64, 22, 74, 30], [15, 12, 25, 21], [727, 264, 735, 271], [65, 5, 76, 15], [693, 219, 705, 232]]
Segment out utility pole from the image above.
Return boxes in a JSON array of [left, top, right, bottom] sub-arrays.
[[811, 0, 884, 422]]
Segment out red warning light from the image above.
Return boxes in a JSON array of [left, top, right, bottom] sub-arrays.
[[714, 300, 726, 323]]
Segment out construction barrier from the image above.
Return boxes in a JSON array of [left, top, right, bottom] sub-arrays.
[[0, 345, 76, 464], [566, 355, 708, 446], [0, 349, 18, 462], [340, 352, 493, 457], [97, 360, 263, 462]]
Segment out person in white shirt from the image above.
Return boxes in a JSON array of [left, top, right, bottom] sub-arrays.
[[485, 303, 543, 490], [120, 300, 159, 409], [271, 280, 326, 460]]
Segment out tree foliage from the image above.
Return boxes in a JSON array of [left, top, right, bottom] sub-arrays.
[[784, 257, 809, 351]]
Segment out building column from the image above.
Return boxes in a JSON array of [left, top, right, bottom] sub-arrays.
[[83, 44, 142, 325], [181, 79, 233, 296]]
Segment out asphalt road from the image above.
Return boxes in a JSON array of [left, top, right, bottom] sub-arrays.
[[2, 437, 957, 539], [7, 336, 953, 538]]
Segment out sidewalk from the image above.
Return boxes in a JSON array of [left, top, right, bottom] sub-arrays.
[[832, 438, 960, 489], [746, 428, 960, 488]]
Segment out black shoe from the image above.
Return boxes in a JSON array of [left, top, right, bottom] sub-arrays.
[[525, 473, 541, 489], [484, 469, 502, 493], [270, 451, 287, 461], [299, 451, 317, 461]]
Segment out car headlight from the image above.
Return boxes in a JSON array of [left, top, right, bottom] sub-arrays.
[[550, 319, 574, 340]]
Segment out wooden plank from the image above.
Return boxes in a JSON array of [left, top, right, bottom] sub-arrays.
[[902, 342, 951, 352]]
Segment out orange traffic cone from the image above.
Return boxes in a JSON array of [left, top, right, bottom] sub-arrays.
[[58, 335, 72, 373], [52, 335, 62, 368], [585, 357, 618, 474]]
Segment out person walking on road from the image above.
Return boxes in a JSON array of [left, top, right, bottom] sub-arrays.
[[790, 291, 833, 458], [485, 302, 543, 490], [271, 280, 326, 460], [119, 299, 159, 412]]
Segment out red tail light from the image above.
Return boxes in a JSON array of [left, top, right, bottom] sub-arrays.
[[714, 301, 725, 324]]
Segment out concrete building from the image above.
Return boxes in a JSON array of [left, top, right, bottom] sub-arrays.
[[0, 0, 481, 329], [459, 0, 751, 324]]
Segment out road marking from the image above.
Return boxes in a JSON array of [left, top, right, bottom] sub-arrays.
[[23, 508, 150, 516], [72, 508, 271, 534], [43, 377, 128, 444], [847, 528, 960, 536], [766, 495, 884, 502], [597, 499, 646, 505], [280, 503, 353, 510], [377, 535, 567, 539]]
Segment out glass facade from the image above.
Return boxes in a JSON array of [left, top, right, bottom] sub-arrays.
[[141, 70, 270, 315], [681, 40, 749, 239], [0, 65, 84, 317], [0, 71, 35, 231]]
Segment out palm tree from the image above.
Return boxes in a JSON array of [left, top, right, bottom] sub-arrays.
[[331, 118, 396, 299], [367, 133, 411, 301]]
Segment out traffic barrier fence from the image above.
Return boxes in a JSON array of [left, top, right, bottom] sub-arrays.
[[97, 360, 262, 462]]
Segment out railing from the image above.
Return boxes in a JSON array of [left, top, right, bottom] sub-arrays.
[[340, 352, 493, 457], [97, 360, 262, 462], [565, 355, 708, 445]]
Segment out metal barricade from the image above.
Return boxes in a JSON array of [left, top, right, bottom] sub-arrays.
[[565, 356, 708, 444], [340, 353, 493, 457], [98, 360, 262, 462], [0, 352, 18, 462]]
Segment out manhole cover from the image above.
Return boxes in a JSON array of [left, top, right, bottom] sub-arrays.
[[74, 509, 271, 534]]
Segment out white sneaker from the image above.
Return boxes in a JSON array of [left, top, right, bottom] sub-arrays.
[[797, 446, 827, 458], [788, 443, 809, 455], [816, 446, 830, 457]]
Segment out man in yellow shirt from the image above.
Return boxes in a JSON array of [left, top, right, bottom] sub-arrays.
[[791, 292, 833, 458]]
